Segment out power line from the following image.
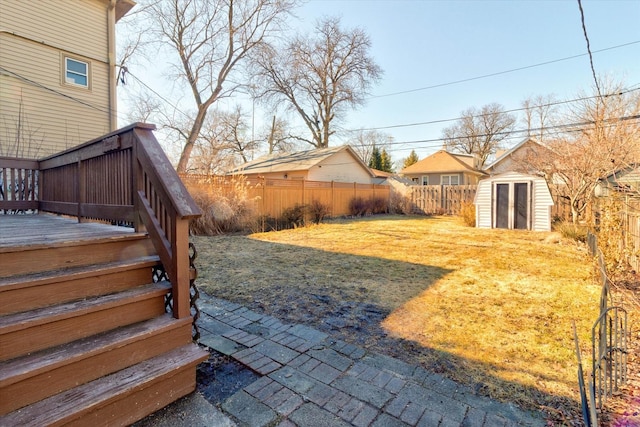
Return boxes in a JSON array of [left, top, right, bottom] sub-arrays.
[[370, 114, 640, 152], [0, 66, 112, 115], [122, 68, 194, 122], [577, 0, 602, 97], [369, 40, 639, 99], [0, 65, 137, 126], [345, 86, 640, 133]]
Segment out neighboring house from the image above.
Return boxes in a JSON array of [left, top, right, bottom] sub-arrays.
[[0, 0, 134, 158], [595, 164, 640, 197], [370, 168, 393, 185], [228, 145, 377, 184], [484, 137, 546, 176], [400, 150, 486, 185], [474, 171, 554, 231]]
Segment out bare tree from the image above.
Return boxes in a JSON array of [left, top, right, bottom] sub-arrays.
[[127, 0, 297, 173], [191, 106, 260, 173], [1, 92, 45, 158], [124, 91, 161, 124], [252, 16, 382, 148], [527, 80, 640, 223], [521, 94, 558, 142], [348, 129, 393, 165], [259, 115, 299, 154], [442, 103, 516, 168]]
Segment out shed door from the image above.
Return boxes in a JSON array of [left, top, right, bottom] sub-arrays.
[[514, 182, 529, 230], [495, 183, 509, 229]]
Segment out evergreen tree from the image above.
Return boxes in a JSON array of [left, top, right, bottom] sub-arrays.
[[380, 148, 394, 172], [368, 146, 382, 170], [402, 150, 419, 169]]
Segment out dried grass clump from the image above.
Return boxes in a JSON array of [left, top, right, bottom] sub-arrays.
[[555, 221, 588, 243], [187, 176, 258, 235], [459, 201, 476, 227]]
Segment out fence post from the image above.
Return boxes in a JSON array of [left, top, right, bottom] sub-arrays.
[[331, 181, 335, 217], [262, 177, 266, 218]]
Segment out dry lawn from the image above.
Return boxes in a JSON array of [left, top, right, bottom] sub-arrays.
[[193, 215, 601, 418]]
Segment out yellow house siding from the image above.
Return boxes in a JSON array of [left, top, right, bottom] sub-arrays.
[[0, 0, 109, 61], [0, 0, 113, 158]]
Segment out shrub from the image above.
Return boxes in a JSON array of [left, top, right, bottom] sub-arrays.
[[389, 191, 413, 215], [459, 201, 476, 227], [596, 195, 633, 275], [281, 203, 306, 228], [349, 197, 368, 217], [308, 199, 330, 224], [370, 197, 389, 214]]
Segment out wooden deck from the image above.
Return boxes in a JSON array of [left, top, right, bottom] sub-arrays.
[[0, 214, 136, 250], [1, 124, 205, 424]]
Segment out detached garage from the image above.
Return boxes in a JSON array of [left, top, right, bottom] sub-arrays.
[[474, 172, 553, 231]]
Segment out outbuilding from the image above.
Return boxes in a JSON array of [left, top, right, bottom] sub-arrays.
[[474, 172, 554, 231]]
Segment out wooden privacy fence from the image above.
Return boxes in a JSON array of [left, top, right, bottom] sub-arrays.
[[409, 185, 476, 215], [181, 174, 390, 219]]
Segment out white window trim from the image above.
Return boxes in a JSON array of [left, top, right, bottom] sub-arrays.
[[441, 174, 460, 185], [421, 176, 429, 185], [63, 56, 90, 89]]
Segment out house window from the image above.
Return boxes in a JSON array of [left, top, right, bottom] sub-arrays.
[[411, 177, 419, 184], [441, 175, 459, 185], [421, 176, 429, 185], [64, 57, 89, 88]]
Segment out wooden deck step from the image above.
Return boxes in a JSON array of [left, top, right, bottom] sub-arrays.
[[0, 315, 193, 414], [0, 344, 209, 427], [0, 256, 162, 316], [0, 282, 171, 361], [0, 233, 155, 279]]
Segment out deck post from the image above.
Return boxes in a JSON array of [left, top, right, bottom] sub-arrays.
[[171, 218, 191, 319]]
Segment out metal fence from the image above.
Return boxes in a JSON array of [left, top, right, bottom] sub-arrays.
[[578, 232, 629, 426]]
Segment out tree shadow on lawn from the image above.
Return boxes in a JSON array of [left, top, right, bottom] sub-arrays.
[[194, 235, 579, 422]]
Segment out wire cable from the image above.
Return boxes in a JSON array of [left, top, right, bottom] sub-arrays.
[[369, 40, 639, 99], [577, 0, 602, 97], [345, 86, 640, 133]]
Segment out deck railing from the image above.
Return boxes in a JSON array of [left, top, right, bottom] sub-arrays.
[[0, 123, 201, 319], [0, 156, 39, 213]]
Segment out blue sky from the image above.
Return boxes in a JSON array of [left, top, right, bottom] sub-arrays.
[[296, 0, 640, 160], [118, 0, 640, 164]]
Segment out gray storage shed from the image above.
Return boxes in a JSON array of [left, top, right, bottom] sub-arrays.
[[474, 172, 554, 231]]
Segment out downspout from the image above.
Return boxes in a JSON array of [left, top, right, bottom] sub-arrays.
[[107, 0, 117, 131]]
